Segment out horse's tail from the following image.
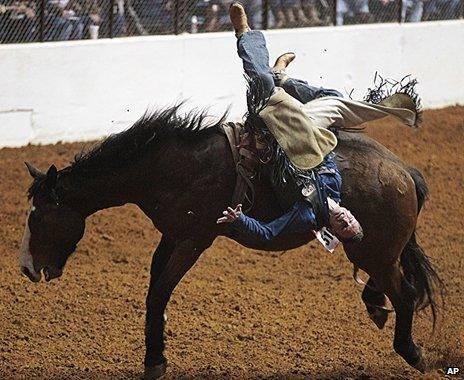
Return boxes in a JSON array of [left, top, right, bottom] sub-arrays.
[[400, 168, 444, 329], [408, 167, 429, 213]]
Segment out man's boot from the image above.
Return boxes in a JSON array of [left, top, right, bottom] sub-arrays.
[[229, 3, 250, 38], [273, 52, 296, 72], [272, 52, 296, 86]]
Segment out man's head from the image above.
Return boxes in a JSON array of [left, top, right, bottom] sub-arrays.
[[329, 206, 364, 243]]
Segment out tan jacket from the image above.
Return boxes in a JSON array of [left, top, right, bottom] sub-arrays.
[[259, 87, 417, 170]]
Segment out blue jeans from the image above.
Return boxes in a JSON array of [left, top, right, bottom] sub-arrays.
[[237, 31, 343, 103]]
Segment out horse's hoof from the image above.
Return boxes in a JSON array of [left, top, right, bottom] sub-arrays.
[[413, 357, 427, 374], [411, 348, 427, 374], [144, 361, 167, 380], [369, 309, 388, 329]]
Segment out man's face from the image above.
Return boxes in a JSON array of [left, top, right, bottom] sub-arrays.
[[330, 206, 363, 242]]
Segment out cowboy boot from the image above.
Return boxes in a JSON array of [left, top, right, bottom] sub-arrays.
[[272, 52, 296, 86], [229, 3, 250, 38], [273, 52, 295, 72]]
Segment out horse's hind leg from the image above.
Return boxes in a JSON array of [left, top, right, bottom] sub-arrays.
[[373, 264, 426, 373], [361, 278, 389, 329], [144, 237, 214, 380]]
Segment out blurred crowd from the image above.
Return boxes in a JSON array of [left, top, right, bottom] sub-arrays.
[[1, 0, 462, 43], [0, 0, 124, 42]]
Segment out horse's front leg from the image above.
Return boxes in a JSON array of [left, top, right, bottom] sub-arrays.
[[144, 235, 175, 377], [144, 237, 214, 380]]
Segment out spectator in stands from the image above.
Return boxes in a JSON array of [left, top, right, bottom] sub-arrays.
[[370, 0, 398, 22], [423, 0, 460, 19], [203, 1, 231, 32], [112, 0, 125, 36], [270, 0, 315, 27], [242, 0, 262, 29], [401, 0, 423, 22], [2, 0, 463, 43], [300, 0, 328, 25], [131, 0, 173, 34], [0, 0, 37, 42], [336, 0, 372, 25], [43, 0, 80, 41], [59, 0, 87, 40]]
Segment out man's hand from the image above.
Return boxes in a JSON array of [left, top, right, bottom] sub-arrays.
[[216, 204, 242, 224]]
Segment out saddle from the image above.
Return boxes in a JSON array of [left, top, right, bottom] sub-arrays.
[[222, 122, 261, 211]]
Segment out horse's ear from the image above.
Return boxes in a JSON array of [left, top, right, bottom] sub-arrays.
[[45, 165, 58, 189], [25, 162, 45, 179]]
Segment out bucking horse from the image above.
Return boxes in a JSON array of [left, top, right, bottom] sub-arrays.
[[20, 100, 443, 378]]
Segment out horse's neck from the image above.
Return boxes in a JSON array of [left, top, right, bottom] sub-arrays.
[[59, 167, 140, 217]]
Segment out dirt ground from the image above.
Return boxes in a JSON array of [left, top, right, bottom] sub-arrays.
[[0, 106, 463, 380]]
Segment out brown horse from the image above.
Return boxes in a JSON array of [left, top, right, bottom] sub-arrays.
[[20, 105, 443, 379]]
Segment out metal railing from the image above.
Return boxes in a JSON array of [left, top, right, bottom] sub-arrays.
[[1, 0, 462, 43]]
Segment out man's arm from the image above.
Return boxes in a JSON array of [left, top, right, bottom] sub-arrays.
[[217, 203, 312, 241]]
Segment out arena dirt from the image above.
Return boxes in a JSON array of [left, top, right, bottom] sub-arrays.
[[0, 107, 463, 380]]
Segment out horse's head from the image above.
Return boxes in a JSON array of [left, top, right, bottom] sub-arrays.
[[20, 163, 85, 282]]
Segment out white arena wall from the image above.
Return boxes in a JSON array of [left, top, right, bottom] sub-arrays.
[[0, 20, 463, 148]]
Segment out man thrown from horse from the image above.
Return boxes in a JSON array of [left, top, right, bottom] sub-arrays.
[[217, 3, 421, 247]]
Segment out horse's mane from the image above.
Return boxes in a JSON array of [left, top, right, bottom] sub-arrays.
[[28, 104, 227, 198], [71, 103, 228, 173]]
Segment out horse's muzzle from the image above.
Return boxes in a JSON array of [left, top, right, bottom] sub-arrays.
[[21, 265, 41, 282]]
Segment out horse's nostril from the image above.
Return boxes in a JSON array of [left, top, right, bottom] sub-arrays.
[[21, 266, 31, 278], [20, 266, 41, 282], [43, 267, 50, 282]]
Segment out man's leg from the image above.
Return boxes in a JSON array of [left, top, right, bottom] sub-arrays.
[[281, 78, 343, 103], [406, 0, 423, 21], [231, 3, 275, 98], [272, 53, 343, 103], [231, 3, 341, 104]]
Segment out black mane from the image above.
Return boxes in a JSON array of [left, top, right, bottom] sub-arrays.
[[72, 104, 227, 172], [28, 104, 227, 198]]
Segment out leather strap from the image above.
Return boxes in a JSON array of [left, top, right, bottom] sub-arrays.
[[222, 122, 255, 210]]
